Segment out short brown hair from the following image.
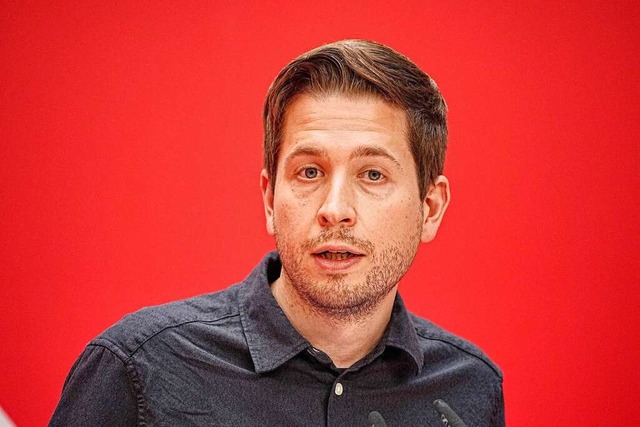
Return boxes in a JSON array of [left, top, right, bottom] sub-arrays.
[[263, 39, 447, 200]]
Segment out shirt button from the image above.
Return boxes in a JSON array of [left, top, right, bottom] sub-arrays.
[[334, 382, 343, 396]]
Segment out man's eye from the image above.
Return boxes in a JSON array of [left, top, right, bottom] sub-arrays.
[[366, 170, 383, 181], [302, 167, 320, 179]]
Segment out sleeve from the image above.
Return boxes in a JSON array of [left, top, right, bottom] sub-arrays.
[[490, 384, 506, 427], [49, 344, 139, 426]]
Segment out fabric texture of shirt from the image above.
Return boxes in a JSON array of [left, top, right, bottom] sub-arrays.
[[50, 251, 504, 426]]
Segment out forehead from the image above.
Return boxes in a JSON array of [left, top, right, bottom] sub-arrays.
[[284, 92, 407, 132], [280, 93, 410, 157]]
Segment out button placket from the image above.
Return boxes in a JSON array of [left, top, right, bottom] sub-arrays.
[[326, 375, 351, 426]]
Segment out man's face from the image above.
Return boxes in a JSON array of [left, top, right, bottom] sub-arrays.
[[261, 93, 438, 319]]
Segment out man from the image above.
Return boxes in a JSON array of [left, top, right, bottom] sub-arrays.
[[51, 40, 504, 426]]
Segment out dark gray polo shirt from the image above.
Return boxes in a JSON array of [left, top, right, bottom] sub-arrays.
[[50, 251, 504, 426]]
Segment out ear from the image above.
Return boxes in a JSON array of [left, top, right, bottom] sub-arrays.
[[421, 175, 450, 243], [260, 169, 275, 236]]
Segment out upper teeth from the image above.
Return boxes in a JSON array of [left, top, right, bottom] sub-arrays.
[[322, 251, 352, 260]]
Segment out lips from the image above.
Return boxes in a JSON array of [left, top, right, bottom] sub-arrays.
[[311, 245, 365, 272], [312, 244, 364, 257]]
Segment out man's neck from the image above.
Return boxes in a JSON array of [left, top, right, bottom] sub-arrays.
[[270, 275, 397, 369]]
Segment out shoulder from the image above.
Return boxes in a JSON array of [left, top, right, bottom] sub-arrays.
[[409, 313, 503, 382], [91, 283, 242, 360]]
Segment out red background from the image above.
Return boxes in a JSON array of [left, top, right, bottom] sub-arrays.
[[1, 1, 638, 425]]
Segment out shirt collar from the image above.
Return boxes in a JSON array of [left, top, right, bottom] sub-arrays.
[[239, 251, 424, 374], [385, 293, 425, 374], [238, 252, 309, 373]]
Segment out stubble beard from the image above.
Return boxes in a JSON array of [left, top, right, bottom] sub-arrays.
[[274, 223, 422, 323]]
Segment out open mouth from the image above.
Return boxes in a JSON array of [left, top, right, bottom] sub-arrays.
[[318, 251, 360, 261]]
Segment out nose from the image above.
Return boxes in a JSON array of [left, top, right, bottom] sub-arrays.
[[317, 175, 356, 228]]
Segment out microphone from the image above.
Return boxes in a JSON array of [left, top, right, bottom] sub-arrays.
[[368, 411, 388, 427], [433, 399, 467, 427]]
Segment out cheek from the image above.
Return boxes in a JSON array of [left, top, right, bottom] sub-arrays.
[[374, 198, 423, 236], [273, 196, 313, 231]]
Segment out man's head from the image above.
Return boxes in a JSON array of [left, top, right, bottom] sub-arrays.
[[260, 40, 450, 320], [263, 39, 448, 201]]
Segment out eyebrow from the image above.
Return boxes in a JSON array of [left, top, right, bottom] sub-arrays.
[[349, 146, 403, 169], [283, 144, 329, 169]]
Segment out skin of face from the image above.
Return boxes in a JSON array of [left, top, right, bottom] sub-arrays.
[[261, 93, 449, 321]]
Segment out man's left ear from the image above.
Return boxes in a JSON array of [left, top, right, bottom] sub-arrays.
[[421, 175, 450, 243]]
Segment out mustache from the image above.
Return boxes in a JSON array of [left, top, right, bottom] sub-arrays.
[[303, 228, 375, 254]]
